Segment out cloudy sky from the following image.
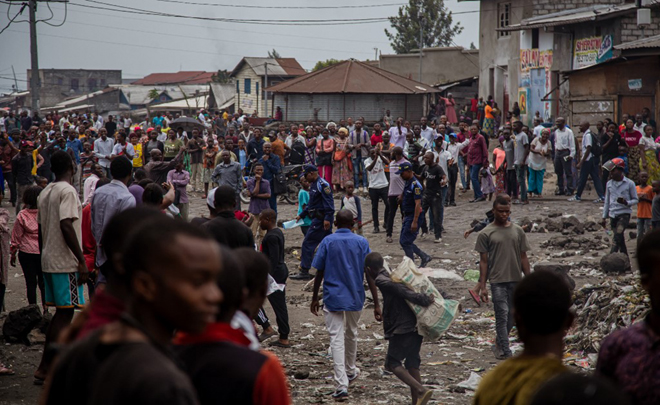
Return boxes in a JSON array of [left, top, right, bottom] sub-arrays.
[[0, 0, 480, 94]]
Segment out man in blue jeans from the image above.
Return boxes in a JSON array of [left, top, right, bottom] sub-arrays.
[[348, 120, 370, 191], [466, 124, 489, 203], [473, 195, 531, 359]]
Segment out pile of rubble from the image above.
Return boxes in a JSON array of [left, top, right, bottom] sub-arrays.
[[516, 214, 603, 235], [540, 235, 609, 251], [566, 275, 649, 354]]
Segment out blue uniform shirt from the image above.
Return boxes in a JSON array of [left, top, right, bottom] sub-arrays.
[[301, 177, 335, 222], [312, 228, 371, 312], [402, 178, 423, 214]]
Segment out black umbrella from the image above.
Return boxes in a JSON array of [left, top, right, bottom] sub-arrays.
[[168, 117, 206, 133]]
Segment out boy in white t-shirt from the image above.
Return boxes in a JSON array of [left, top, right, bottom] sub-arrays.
[[340, 181, 363, 235], [365, 147, 390, 234]]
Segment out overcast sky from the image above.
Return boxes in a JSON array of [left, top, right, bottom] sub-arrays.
[[0, 0, 480, 94]]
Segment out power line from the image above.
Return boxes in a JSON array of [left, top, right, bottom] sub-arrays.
[[72, 0, 390, 25], [45, 3, 393, 46], [0, 1, 27, 35], [152, 0, 405, 9], [59, 20, 376, 55]]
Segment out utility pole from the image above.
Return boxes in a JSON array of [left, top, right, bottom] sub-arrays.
[[264, 62, 268, 118], [418, 18, 425, 83], [11, 66, 19, 92], [373, 47, 378, 61], [29, 0, 40, 113]]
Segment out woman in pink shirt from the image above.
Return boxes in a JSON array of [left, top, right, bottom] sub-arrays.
[[10, 186, 45, 312], [316, 128, 335, 184], [622, 118, 643, 183]]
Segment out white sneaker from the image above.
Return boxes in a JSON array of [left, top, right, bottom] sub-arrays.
[[434, 238, 442, 243]]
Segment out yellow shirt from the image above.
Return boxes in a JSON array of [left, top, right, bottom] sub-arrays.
[[132, 143, 143, 167], [474, 355, 567, 405], [32, 149, 39, 175], [222, 112, 229, 120]]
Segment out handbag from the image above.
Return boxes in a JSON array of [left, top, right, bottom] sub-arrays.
[[273, 172, 287, 195], [316, 152, 332, 166]]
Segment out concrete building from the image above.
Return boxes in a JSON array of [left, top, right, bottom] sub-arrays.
[[26, 69, 122, 108], [467, 0, 660, 128], [379, 47, 480, 86], [230, 57, 306, 117], [267, 59, 438, 123]]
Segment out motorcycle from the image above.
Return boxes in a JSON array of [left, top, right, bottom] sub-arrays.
[[239, 163, 302, 206]]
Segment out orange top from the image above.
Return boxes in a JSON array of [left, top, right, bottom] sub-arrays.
[[493, 148, 506, 171], [637, 185, 654, 218], [485, 105, 494, 120]]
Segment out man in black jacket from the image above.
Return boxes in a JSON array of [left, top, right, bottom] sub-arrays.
[[365, 252, 434, 405], [202, 186, 254, 249]]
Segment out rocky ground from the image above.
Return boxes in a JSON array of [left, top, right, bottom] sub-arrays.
[[0, 172, 647, 405]]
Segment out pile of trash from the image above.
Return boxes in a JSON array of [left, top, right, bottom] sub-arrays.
[[514, 214, 603, 235], [566, 275, 649, 354]]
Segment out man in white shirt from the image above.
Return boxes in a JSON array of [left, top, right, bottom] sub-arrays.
[[634, 113, 647, 133], [552, 117, 576, 196], [388, 118, 408, 149], [533, 118, 544, 140], [570, 121, 605, 203], [445, 134, 469, 206], [420, 117, 436, 146], [513, 121, 530, 204], [93, 128, 115, 178], [365, 147, 390, 234]]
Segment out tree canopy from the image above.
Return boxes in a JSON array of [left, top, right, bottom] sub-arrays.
[[212, 69, 231, 84], [268, 49, 282, 59], [385, 0, 463, 54], [313, 59, 342, 71]]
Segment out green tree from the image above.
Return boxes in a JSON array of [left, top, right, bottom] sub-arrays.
[[148, 88, 160, 100], [268, 49, 282, 59], [313, 59, 341, 71], [212, 69, 231, 84], [385, 0, 463, 54]]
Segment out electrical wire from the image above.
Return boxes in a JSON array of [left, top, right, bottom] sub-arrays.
[[46, 3, 393, 46], [72, 0, 390, 25], [39, 0, 68, 27], [151, 0, 405, 9], [0, 2, 27, 35]]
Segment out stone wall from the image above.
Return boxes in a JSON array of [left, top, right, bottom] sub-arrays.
[[620, 8, 660, 42]]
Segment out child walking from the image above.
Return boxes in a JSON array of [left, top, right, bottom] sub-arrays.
[[258, 209, 291, 349], [480, 167, 496, 201], [636, 171, 654, 242], [340, 181, 363, 234], [298, 175, 312, 236], [365, 252, 434, 405], [10, 186, 45, 312]]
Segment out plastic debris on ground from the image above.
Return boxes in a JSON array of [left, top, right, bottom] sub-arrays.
[[566, 274, 649, 355], [456, 372, 482, 390]]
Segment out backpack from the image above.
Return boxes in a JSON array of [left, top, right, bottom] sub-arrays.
[[589, 131, 602, 157]]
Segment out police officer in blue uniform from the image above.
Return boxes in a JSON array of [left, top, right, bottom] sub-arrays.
[[291, 165, 335, 280], [397, 161, 432, 267]]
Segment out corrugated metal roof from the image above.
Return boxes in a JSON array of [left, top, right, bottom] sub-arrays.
[[266, 59, 438, 95], [230, 57, 306, 77], [150, 94, 208, 110], [614, 33, 660, 49], [499, 3, 636, 31], [109, 84, 209, 105], [132, 71, 215, 85], [209, 83, 234, 108]]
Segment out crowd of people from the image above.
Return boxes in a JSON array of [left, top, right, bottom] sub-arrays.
[[0, 103, 659, 405]]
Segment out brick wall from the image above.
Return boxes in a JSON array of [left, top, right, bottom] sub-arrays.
[[532, 0, 622, 16], [620, 8, 660, 42]]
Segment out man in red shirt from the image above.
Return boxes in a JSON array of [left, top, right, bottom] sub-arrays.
[[466, 124, 489, 203]]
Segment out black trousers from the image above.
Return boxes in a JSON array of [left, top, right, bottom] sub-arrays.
[[386, 195, 402, 237], [447, 164, 458, 204], [4, 172, 16, 204], [506, 170, 518, 198], [255, 290, 290, 340], [421, 192, 444, 239], [554, 149, 574, 193], [18, 251, 45, 306], [610, 214, 630, 255], [368, 186, 389, 229]]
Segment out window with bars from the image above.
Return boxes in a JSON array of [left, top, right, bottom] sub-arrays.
[[498, 2, 511, 37]]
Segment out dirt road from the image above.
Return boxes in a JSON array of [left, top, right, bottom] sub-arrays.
[[0, 173, 639, 405]]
